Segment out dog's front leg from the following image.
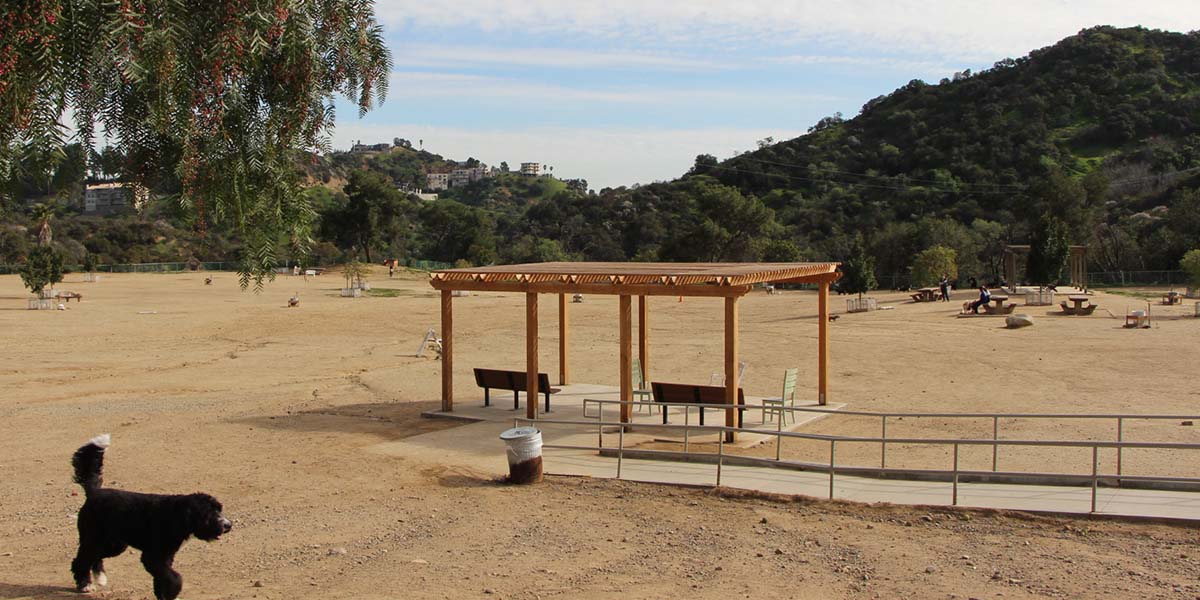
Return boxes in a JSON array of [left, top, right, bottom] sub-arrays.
[[141, 552, 183, 600], [71, 549, 97, 592]]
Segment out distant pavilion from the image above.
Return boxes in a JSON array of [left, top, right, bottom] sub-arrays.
[[428, 262, 841, 436]]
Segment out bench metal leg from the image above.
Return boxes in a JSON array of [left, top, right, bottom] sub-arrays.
[[662, 407, 668, 425], [484, 388, 490, 407], [513, 390, 519, 410], [544, 393, 551, 413]]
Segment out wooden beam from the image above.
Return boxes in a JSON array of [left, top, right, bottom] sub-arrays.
[[818, 280, 829, 406], [430, 280, 752, 298], [440, 289, 453, 412], [724, 295, 739, 443], [558, 293, 569, 385], [619, 295, 633, 424], [526, 292, 539, 420], [637, 295, 648, 382]]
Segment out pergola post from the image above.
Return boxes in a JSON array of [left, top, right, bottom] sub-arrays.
[[818, 280, 829, 406], [440, 289, 453, 412], [638, 295, 648, 381], [724, 295, 739, 443], [526, 292, 539, 420], [619, 295, 633, 424], [558, 293, 569, 385]]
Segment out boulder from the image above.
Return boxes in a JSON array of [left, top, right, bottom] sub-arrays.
[[1005, 314, 1034, 329]]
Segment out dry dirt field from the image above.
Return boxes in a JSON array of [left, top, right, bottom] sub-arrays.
[[1, 268, 1199, 600]]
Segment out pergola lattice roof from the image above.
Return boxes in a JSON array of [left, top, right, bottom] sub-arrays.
[[430, 262, 839, 293]]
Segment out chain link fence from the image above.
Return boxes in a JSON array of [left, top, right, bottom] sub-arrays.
[[1087, 270, 1188, 287]]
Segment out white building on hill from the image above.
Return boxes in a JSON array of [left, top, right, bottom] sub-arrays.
[[426, 172, 449, 191], [520, 162, 541, 176], [84, 183, 147, 214]]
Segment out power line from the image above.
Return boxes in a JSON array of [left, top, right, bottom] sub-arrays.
[[730, 156, 1029, 191], [716, 155, 1200, 194]]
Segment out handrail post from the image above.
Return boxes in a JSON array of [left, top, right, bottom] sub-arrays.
[[1090, 445, 1098, 513], [716, 429, 724, 487], [829, 439, 836, 500], [684, 406, 690, 453], [992, 416, 999, 472], [881, 416, 888, 468], [1116, 417, 1124, 481], [776, 404, 784, 461], [952, 443, 959, 506], [617, 425, 624, 479]]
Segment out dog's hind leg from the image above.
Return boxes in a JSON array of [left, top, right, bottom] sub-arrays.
[[142, 552, 183, 600]]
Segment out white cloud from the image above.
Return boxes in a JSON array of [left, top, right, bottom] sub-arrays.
[[393, 44, 731, 71], [387, 71, 841, 105], [329, 123, 800, 190], [375, 1, 1199, 62], [769, 55, 960, 79]]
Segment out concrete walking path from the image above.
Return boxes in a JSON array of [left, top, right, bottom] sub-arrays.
[[375, 385, 1200, 521]]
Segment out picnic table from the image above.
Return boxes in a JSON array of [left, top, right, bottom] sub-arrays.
[[1163, 291, 1183, 305], [55, 291, 82, 302], [911, 287, 940, 302], [1061, 294, 1098, 316], [981, 294, 1016, 315]]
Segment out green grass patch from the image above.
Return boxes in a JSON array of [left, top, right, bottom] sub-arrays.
[[365, 287, 410, 298]]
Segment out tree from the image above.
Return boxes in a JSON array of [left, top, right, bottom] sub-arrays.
[[1180, 249, 1200, 290], [20, 245, 64, 296], [1027, 214, 1069, 289], [31, 203, 54, 246], [1, 0, 392, 288], [342, 260, 369, 289], [688, 154, 718, 177], [910, 246, 957, 288], [839, 235, 876, 298], [320, 170, 411, 263]]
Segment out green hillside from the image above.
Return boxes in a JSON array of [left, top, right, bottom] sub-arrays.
[[4, 26, 1198, 284]]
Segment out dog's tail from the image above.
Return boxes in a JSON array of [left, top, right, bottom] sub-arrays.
[[72, 434, 110, 496]]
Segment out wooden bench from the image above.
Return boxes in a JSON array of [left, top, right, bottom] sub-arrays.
[[651, 382, 745, 427], [1163, 292, 1182, 305], [55, 291, 83, 302], [473, 368, 559, 412]]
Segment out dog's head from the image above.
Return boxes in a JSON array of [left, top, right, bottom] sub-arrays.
[[184, 493, 232, 541]]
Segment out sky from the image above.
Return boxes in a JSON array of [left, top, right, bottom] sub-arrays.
[[330, 1, 1200, 191]]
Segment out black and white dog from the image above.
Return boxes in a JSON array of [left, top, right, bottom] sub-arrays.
[[71, 434, 231, 600]]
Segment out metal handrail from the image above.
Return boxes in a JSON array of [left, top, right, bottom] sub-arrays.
[[516, 415, 1200, 515], [579, 398, 1199, 475]]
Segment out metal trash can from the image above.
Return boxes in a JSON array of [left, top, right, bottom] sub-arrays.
[[499, 426, 543, 484]]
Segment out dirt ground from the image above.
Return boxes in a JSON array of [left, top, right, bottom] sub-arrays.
[[1, 268, 1198, 599]]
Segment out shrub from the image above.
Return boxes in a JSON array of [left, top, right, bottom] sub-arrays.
[[20, 246, 65, 295], [1181, 249, 1200, 288], [910, 245, 957, 288]]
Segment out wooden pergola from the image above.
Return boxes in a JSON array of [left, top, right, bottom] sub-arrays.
[[1002, 245, 1089, 292], [429, 262, 841, 437]]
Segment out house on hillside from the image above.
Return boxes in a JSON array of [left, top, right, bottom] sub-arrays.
[[426, 172, 449, 191], [350, 142, 392, 153], [449, 166, 489, 187], [520, 162, 541, 176], [84, 183, 147, 215]]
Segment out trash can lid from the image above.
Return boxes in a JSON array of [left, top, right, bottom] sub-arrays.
[[500, 426, 540, 441]]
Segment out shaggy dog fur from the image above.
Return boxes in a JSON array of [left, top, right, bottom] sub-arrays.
[[71, 434, 231, 600]]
